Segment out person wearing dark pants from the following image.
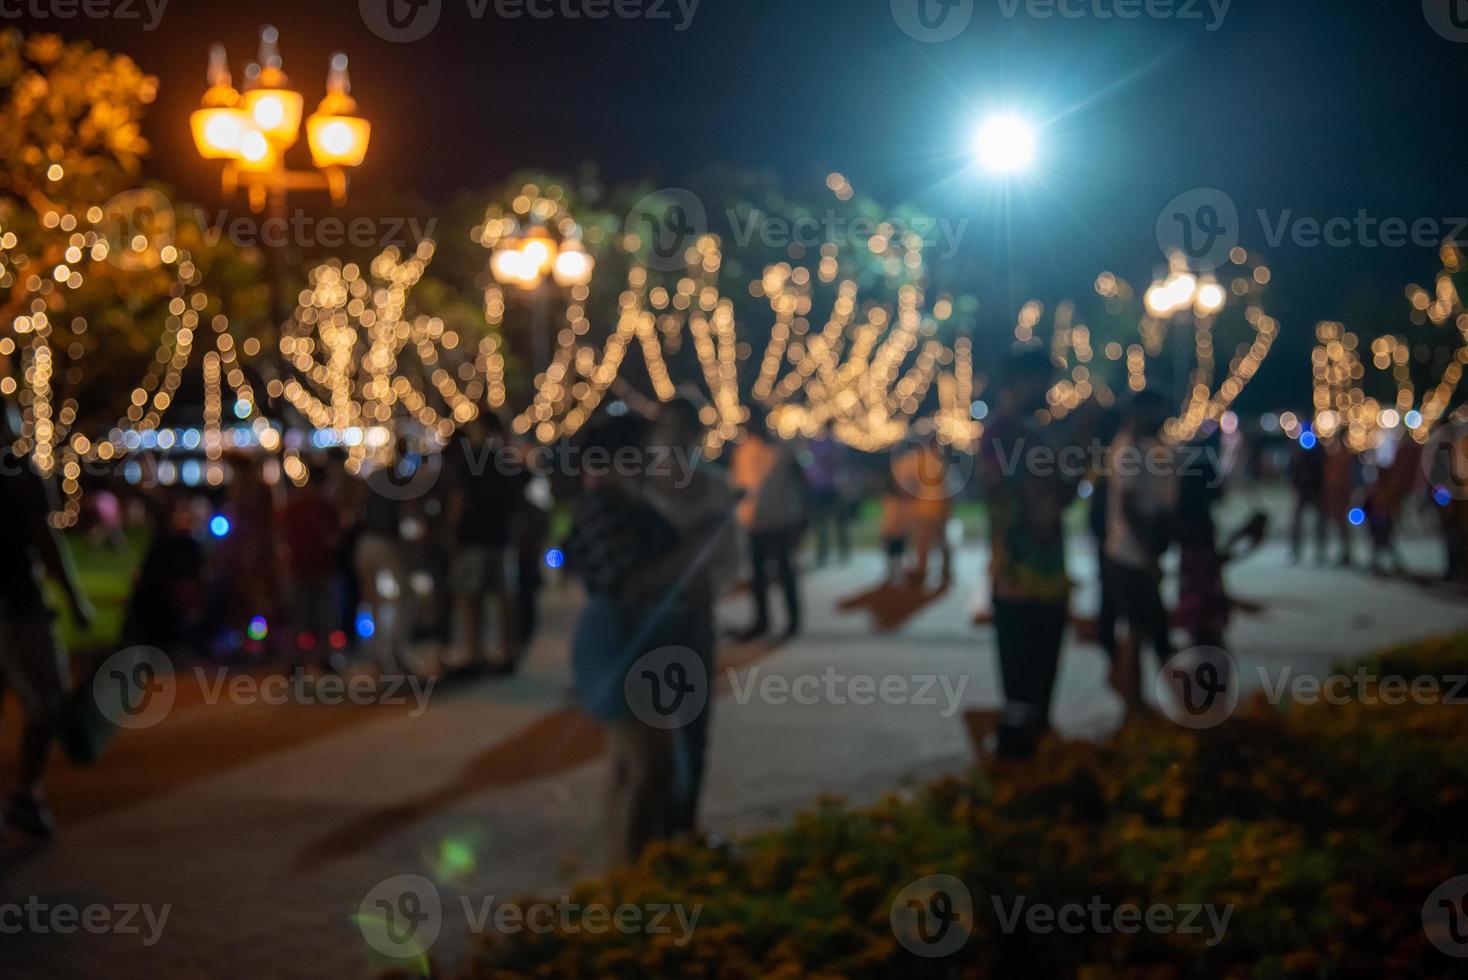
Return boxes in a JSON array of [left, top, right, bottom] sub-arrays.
[[747, 527, 801, 638], [991, 599, 1067, 754], [643, 397, 742, 838], [732, 409, 807, 642], [980, 346, 1077, 761]]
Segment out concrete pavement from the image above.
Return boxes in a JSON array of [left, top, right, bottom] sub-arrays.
[[2, 534, 1465, 978]]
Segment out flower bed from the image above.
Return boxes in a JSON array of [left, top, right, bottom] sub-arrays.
[[455, 634, 1468, 979]]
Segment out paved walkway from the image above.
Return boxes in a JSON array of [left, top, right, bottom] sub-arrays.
[[3, 537, 1466, 978]]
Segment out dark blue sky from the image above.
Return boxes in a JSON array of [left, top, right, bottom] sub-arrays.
[[15, 0, 1468, 406]]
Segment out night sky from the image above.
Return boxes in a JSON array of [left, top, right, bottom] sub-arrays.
[[9, 0, 1468, 407]]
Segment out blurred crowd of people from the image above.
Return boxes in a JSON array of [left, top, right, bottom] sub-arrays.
[[3, 375, 1466, 855]]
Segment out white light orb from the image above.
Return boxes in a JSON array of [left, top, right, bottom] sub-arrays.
[[974, 114, 1038, 174]]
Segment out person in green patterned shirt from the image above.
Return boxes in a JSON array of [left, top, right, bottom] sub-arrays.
[[980, 345, 1077, 760]]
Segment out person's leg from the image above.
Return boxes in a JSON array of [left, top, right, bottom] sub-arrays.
[[669, 606, 715, 835], [1336, 514, 1354, 566], [605, 719, 673, 866], [1312, 502, 1327, 565], [1096, 552, 1119, 662], [1028, 601, 1067, 726], [812, 491, 832, 566], [993, 600, 1065, 759], [1289, 493, 1305, 562], [910, 519, 933, 586], [1135, 569, 1174, 669], [938, 518, 954, 587], [747, 531, 772, 635], [1, 614, 69, 834], [774, 528, 801, 635], [835, 498, 852, 563]]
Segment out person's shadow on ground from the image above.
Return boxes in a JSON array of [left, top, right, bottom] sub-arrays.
[[835, 579, 950, 632], [291, 636, 788, 873]]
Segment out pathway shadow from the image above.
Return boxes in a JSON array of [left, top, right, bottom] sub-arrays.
[[836, 580, 950, 632], [292, 636, 788, 873]]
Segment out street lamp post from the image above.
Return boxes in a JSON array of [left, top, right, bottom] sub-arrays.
[[191, 25, 372, 373], [489, 229, 595, 399]]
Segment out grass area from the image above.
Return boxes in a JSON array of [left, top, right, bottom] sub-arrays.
[[447, 633, 1468, 979]]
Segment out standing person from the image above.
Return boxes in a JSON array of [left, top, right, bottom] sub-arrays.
[[1175, 433, 1230, 649], [0, 400, 94, 838], [1288, 437, 1326, 565], [218, 455, 281, 653], [805, 421, 851, 566], [979, 346, 1075, 760], [447, 413, 527, 675], [1087, 407, 1123, 665], [730, 411, 807, 641], [1104, 390, 1177, 719], [1430, 421, 1468, 583], [122, 495, 206, 658], [892, 429, 954, 589], [280, 462, 343, 662], [564, 413, 724, 865], [514, 471, 553, 652], [354, 457, 410, 674], [1321, 437, 1356, 566], [1364, 434, 1422, 577], [642, 396, 741, 838], [878, 469, 911, 585]]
